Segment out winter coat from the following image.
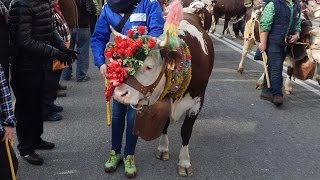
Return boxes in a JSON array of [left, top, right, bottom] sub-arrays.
[[75, 0, 96, 28], [9, 0, 66, 70], [59, 0, 79, 29]]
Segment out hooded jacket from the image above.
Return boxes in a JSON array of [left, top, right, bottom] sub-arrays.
[[90, 0, 164, 68]]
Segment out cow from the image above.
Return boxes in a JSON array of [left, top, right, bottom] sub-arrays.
[[112, 11, 214, 177], [237, 0, 320, 95], [182, 0, 214, 31], [211, 0, 253, 39]]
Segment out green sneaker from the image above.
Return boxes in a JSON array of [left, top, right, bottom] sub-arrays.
[[104, 150, 123, 173], [123, 155, 137, 178]]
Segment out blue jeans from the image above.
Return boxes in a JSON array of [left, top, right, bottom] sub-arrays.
[[111, 100, 138, 157], [62, 28, 90, 81], [262, 43, 286, 96]]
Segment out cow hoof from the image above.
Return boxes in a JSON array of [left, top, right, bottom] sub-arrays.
[[285, 90, 292, 95], [316, 77, 320, 85], [177, 165, 193, 177], [219, 35, 223, 39], [231, 35, 236, 40], [237, 68, 244, 74], [156, 151, 169, 161]]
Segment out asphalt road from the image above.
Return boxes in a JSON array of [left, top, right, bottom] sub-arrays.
[[15, 22, 320, 180]]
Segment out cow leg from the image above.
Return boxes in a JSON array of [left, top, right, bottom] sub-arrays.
[[256, 73, 265, 90], [238, 38, 255, 74], [156, 119, 170, 161], [220, 16, 231, 39], [316, 63, 320, 85], [209, 15, 217, 33], [284, 55, 294, 95], [177, 113, 198, 177]]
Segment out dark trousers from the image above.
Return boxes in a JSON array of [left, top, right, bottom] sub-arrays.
[[42, 61, 62, 117], [0, 139, 18, 180], [262, 43, 287, 96], [11, 66, 45, 155]]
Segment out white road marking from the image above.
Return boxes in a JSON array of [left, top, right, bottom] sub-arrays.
[[210, 33, 320, 96]]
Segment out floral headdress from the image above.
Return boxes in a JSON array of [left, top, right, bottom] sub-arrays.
[[104, 26, 157, 101]]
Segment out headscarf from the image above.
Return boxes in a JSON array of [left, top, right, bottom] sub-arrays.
[[108, 0, 141, 13]]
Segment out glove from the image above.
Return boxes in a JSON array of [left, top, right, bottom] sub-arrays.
[[55, 51, 73, 66], [60, 48, 79, 62]]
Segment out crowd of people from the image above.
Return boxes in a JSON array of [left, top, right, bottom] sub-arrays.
[[0, 0, 301, 179]]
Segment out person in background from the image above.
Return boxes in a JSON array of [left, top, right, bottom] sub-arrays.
[[0, 0, 10, 85], [90, 0, 164, 177], [61, 0, 96, 82], [0, 1, 18, 178], [258, 0, 301, 106], [42, 0, 72, 122], [90, 0, 102, 35], [9, 0, 77, 165]]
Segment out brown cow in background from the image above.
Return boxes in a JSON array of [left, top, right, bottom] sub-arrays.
[[212, 0, 253, 38]]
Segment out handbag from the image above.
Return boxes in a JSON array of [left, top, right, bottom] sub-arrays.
[[52, 40, 71, 71]]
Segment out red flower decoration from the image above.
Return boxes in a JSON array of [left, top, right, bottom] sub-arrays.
[[104, 58, 128, 101], [104, 50, 113, 58], [135, 39, 143, 48], [147, 38, 156, 48], [127, 29, 134, 38], [137, 26, 146, 35]]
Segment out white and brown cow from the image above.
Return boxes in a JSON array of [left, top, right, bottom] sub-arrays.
[[112, 12, 214, 176], [237, 0, 320, 94]]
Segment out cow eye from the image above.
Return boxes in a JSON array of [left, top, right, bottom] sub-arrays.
[[146, 66, 152, 70]]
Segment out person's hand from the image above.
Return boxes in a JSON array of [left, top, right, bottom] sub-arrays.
[[60, 48, 79, 61], [56, 51, 72, 66], [99, 64, 107, 78], [1, 126, 14, 142], [259, 42, 267, 52], [288, 34, 300, 43]]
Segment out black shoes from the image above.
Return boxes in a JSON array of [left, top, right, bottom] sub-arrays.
[[57, 90, 67, 97], [77, 76, 90, 82], [58, 84, 67, 90], [21, 140, 55, 165], [52, 104, 63, 112], [44, 112, 63, 121], [22, 151, 44, 165], [35, 140, 55, 150]]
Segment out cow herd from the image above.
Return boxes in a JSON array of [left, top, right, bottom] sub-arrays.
[[110, 0, 320, 177]]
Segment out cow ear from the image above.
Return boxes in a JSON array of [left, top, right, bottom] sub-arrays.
[[166, 51, 183, 64]]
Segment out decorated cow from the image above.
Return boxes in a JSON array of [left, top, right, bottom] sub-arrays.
[[104, 0, 214, 176], [237, 0, 320, 94]]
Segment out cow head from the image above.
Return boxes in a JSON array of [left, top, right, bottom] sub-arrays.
[[302, 0, 320, 19], [112, 31, 173, 106], [305, 27, 320, 63]]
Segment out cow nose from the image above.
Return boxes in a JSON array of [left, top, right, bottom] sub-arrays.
[[120, 90, 129, 97]]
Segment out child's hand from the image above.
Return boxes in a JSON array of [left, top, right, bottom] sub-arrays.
[[259, 42, 266, 52]]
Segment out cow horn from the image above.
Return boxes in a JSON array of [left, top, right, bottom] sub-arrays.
[[158, 31, 169, 48], [110, 25, 127, 39]]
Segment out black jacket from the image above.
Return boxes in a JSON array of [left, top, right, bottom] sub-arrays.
[[9, 0, 65, 70], [75, 0, 96, 28]]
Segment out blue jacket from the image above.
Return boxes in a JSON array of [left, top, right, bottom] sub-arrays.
[[268, 0, 300, 44], [90, 0, 164, 68]]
